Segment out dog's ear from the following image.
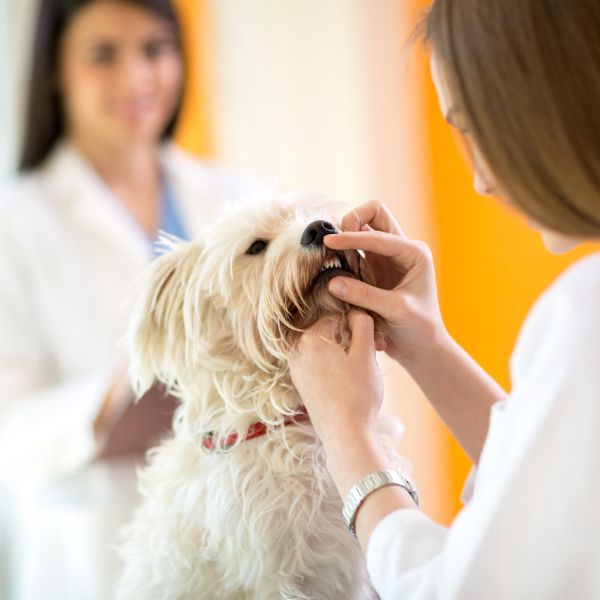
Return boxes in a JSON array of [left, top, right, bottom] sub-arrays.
[[128, 238, 203, 397]]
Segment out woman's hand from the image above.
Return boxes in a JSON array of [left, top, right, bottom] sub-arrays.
[[288, 309, 383, 453], [320, 201, 506, 465], [325, 200, 449, 366], [288, 309, 418, 549], [93, 366, 133, 442]]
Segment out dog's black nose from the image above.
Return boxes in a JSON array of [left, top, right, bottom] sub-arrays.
[[301, 220, 337, 247]]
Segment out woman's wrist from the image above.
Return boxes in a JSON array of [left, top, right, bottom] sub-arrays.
[[392, 325, 504, 464], [324, 426, 419, 549], [323, 426, 390, 498], [391, 321, 454, 374]]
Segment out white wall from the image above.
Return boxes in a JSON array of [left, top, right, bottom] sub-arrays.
[[205, 0, 431, 220], [205, 0, 449, 517], [0, 0, 37, 176]]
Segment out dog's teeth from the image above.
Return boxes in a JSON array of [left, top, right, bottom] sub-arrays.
[[321, 256, 344, 272]]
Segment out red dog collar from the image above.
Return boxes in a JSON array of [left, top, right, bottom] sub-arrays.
[[201, 406, 310, 453]]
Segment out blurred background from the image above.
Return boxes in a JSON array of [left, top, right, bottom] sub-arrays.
[[1, 0, 597, 531]]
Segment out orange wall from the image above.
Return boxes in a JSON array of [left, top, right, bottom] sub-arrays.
[[414, 2, 599, 518], [173, 0, 213, 157]]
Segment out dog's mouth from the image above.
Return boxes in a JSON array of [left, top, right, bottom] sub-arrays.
[[263, 236, 378, 352], [277, 243, 377, 346], [310, 249, 361, 289]]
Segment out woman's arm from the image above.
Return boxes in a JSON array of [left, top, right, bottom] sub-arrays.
[[288, 310, 419, 551], [289, 311, 503, 552], [0, 365, 121, 481], [399, 331, 506, 465], [0, 232, 132, 480], [321, 200, 505, 464], [324, 428, 418, 553]]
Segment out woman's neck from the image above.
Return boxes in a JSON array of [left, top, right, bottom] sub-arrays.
[[70, 135, 164, 237], [70, 135, 161, 186]]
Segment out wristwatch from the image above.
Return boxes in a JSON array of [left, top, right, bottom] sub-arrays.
[[342, 468, 419, 537]]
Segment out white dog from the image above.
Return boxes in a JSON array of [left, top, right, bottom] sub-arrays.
[[116, 194, 412, 599]]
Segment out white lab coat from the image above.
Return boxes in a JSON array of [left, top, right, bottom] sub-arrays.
[[0, 141, 255, 600], [366, 252, 600, 599]]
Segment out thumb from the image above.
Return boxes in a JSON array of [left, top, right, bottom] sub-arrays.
[[328, 277, 402, 323], [347, 309, 376, 357]]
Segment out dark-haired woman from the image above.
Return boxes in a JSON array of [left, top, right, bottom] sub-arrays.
[[289, 1, 600, 598], [0, 1, 252, 598]]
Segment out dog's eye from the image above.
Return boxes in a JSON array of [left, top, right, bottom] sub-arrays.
[[245, 239, 268, 255]]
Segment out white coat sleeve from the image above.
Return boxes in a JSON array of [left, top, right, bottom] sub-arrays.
[[366, 281, 600, 599], [0, 213, 115, 484]]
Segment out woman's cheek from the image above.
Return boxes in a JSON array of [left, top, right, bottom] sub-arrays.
[[61, 64, 112, 130], [156, 55, 183, 123]]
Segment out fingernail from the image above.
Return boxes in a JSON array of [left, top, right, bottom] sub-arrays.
[[328, 279, 347, 296]]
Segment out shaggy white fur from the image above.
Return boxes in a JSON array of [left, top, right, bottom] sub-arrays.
[[115, 193, 412, 599]]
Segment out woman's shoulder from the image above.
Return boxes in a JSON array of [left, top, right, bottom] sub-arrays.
[[551, 251, 600, 296], [0, 173, 51, 275], [510, 252, 600, 383], [0, 169, 48, 232], [536, 251, 600, 328], [0, 142, 75, 217], [0, 143, 88, 256], [0, 170, 42, 203], [523, 251, 600, 332]]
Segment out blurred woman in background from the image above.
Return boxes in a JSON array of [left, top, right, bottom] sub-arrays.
[[0, 1, 252, 598]]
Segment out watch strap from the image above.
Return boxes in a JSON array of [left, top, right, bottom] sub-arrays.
[[342, 468, 419, 537]]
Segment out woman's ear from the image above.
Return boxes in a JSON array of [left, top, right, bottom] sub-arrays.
[[128, 237, 203, 397]]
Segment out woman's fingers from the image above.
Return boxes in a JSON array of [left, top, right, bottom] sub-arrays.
[[325, 230, 425, 269], [374, 334, 387, 352], [340, 200, 405, 237], [328, 277, 405, 323], [347, 309, 376, 356]]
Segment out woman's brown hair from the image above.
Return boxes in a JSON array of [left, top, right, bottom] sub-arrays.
[[421, 0, 600, 237], [20, 0, 184, 172]]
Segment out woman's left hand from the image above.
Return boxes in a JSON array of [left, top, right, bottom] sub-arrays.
[[287, 309, 384, 453]]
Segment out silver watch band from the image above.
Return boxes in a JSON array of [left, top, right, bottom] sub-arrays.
[[342, 468, 419, 537]]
